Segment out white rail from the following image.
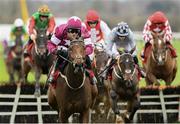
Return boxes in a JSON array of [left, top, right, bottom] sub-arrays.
[[0, 88, 179, 123]]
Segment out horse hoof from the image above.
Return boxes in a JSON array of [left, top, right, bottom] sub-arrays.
[[116, 115, 124, 124]]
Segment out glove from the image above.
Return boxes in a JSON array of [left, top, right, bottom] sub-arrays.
[[149, 39, 153, 44], [56, 49, 67, 56], [30, 34, 36, 41], [46, 31, 50, 36]]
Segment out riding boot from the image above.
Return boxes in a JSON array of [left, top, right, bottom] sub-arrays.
[[47, 50, 68, 84], [141, 42, 151, 60], [47, 58, 62, 84], [133, 56, 146, 78], [166, 42, 177, 58], [24, 38, 33, 58], [85, 55, 98, 84]]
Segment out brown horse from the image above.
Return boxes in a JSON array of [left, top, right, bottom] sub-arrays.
[[143, 33, 177, 86], [5, 34, 23, 83], [47, 40, 97, 123], [92, 45, 112, 122], [110, 49, 140, 123], [22, 29, 54, 97]]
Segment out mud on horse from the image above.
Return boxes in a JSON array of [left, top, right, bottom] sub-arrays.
[[47, 39, 97, 123], [110, 48, 140, 123]]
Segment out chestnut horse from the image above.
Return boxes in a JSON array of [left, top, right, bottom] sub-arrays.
[[110, 49, 140, 123], [22, 29, 54, 97], [143, 33, 177, 86], [93, 44, 111, 122], [48, 40, 97, 123]]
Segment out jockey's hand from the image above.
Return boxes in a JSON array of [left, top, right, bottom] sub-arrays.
[[46, 31, 50, 36], [56, 49, 67, 56], [149, 39, 153, 44], [30, 34, 36, 41]]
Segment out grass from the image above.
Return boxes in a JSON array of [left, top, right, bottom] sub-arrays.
[[0, 40, 179, 87]]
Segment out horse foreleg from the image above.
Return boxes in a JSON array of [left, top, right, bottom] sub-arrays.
[[104, 82, 111, 120], [47, 86, 58, 111], [21, 61, 31, 83], [126, 93, 140, 122], [110, 90, 119, 115], [146, 72, 159, 86], [59, 110, 69, 123], [34, 68, 41, 97], [80, 109, 90, 123]]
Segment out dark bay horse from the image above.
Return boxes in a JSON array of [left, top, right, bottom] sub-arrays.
[[92, 45, 112, 121], [5, 34, 23, 83], [48, 40, 97, 123], [110, 49, 140, 123], [143, 33, 177, 86], [22, 29, 54, 97]]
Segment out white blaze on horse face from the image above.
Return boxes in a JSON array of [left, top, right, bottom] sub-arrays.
[[125, 69, 131, 74], [158, 39, 162, 46]]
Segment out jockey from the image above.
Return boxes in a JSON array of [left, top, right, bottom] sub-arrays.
[[141, 11, 177, 60], [84, 9, 111, 60], [9, 18, 28, 47], [24, 4, 55, 58], [46, 16, 98, 92], [106, 22, 145, 78]]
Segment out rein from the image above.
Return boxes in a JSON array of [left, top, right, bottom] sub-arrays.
[[113, 54, 136, 81], [59, 66, 86, 90]]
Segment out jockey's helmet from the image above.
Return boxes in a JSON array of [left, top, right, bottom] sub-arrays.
[[116, 22, 129, 37], [38, 5, 50, 16], [86, 10, 100, 22], [67, 16, 82, 29], [14, 18, 24, 27], [149, 11, 167, 24]]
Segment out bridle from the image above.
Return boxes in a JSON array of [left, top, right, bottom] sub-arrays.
[[113, 53, 136, 86]]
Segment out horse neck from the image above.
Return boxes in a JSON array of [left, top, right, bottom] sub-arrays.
[[64, 63, 85, 88]]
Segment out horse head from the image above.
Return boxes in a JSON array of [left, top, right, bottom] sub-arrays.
[[34, 29, 48, 57], [68, 39, 86, 73], [151, 32, 168, 65], [116, 48, 136, 87], [94, 46, 109, 75]]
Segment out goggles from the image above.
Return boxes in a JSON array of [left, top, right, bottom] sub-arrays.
[[87, 20, 98, 25], [67, 28, 81, 34]]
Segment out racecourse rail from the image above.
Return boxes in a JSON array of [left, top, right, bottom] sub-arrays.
[[0, 84, 179, 123]]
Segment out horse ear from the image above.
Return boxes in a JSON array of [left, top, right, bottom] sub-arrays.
[[130, 46, 136, 54]]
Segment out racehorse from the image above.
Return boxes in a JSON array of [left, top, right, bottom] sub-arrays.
[[47, 39, 97, 123], [110, 49, 140, 123], [22, 29, 54, 97], [92, 44, 112, 122], [5, 34, 23, 83], [143, 33, 177, 86]]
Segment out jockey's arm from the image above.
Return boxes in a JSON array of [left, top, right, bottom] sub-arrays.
[[129, 30, 137, 56], [100, 20, 111, 43], [28, 17, 35, 36], [106, 32, 118, 58], [47, 16, 56, 35], [164, 21, 173, 42], [143, 20, 153, 43]]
